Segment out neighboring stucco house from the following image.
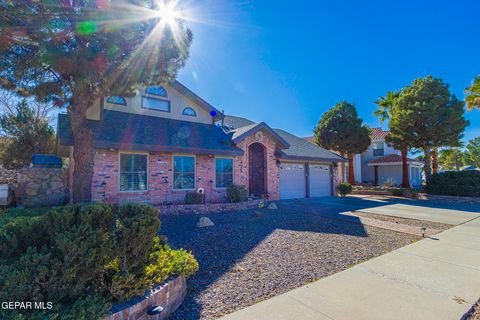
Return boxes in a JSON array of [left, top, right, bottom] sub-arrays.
[[304, 128, 424, 187], [57, 81, 345, 204], [354, 128, 423, 187]]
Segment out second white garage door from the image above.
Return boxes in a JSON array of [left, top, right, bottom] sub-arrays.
[[280, 163, 305, 199], [309, 164, 331, 197]]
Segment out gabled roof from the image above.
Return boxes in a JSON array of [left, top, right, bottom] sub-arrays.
[[368, 154, 423, 166], [231, 122, 290, 149], [170, 81, 223, 121], [274, 129, 346, 162], [223, 115, 255, 130], [370, 127, 389, 140], [226, 115, 345, 163], [57, 110, 243, 156]]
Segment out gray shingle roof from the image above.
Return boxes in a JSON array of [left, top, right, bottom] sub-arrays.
[[274, 129, 346, 162], [222, 115, 255, 130], [230, 122, 290, 149], [57, 110, 244, 156]]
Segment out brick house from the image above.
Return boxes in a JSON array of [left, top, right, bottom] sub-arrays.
[[57, 81, 345, 204]]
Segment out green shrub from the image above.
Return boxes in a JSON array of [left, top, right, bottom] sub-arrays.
[[185, 192, 204, 204], [390, 188, 419, 198], [338, 183, 353, 197], [226, 185, 248, 202], [426, 171, 480, 197], [0, 203, 198, 319]]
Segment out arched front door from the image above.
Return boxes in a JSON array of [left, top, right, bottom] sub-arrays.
[[248, 142, 266, 197]]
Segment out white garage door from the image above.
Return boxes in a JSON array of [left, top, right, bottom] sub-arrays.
[[309, 164, 331, 197], [280, 163, 305, 199]]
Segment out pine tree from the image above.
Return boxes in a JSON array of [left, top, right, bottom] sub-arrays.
[[391, 76, 469, 178], [0, 0, 192, 202], [314, 101, 371, 185]]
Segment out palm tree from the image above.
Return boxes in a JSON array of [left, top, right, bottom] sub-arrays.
[[374, 91, 411, 188], [465, 75, 480, 111]]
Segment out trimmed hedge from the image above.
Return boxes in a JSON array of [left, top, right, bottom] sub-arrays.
[[426, 171, 480, 197], [0, 203, 198, 319]]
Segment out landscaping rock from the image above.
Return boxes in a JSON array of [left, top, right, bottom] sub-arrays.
[[196, 217, 214, 228], [267, 202, 277, 210]]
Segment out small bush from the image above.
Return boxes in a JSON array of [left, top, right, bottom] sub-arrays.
[[382, 178, 396, 188], [0, 203, 198, 319], [338, 183, 353, 197], [390, 188, 418, 198], [426, 171, 480, 197], [226, 185, 248, 203], [185, 192, 204, 204]]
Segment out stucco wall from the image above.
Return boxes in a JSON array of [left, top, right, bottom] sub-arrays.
[[102, 84, 214, 124], [378, 165, 403, 186], [360, 141, 401, 183]]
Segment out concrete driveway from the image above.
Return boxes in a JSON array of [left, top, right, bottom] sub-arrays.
[[280, 195, 480, 225], [220, 196, 480, 320]]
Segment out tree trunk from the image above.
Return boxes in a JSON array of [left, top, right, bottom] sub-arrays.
[[69, 96, 95, 203], [423, 147, 431, 179], [431, 148, 438, 174], [347, 154, 355, 185], [401, 148, 410, 188]]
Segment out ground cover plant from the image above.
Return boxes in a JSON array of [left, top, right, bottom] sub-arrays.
[[0, 203, 198, 320]]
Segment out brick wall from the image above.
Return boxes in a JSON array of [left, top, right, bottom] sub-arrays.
[[92, 151, 234, 205], [234, 133, 280, 200], [91, 131, 282, 204], [105, 276, 186, 320]]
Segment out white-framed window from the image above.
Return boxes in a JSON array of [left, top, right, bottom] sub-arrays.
[[173, 155, 195, 190], [215, 157, 233, 188], [145, 86, 168, 97], [141, 96, 171, 112], [119, 153, 148, 191], [107, 96, 127, 106], [182, 107, 197, 117], [373, 142, 384, 156]]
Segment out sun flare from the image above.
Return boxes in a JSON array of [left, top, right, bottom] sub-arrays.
[[157, 1, 181, 26]]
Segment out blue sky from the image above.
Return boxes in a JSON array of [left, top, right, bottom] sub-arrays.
[[177, 0, 480, 143]]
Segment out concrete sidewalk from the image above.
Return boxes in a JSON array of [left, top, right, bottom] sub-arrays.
[[220, 217, 480, 320]]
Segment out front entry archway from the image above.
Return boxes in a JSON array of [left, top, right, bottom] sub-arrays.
[[248, 142, 266, 197]]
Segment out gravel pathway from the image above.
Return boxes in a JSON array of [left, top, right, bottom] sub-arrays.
[[160, 208, 419, 320]]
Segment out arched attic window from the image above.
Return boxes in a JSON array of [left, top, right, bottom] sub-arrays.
[[182, 107, 197, 117], [145, 86, 168, 97], [106, 96, 127, 106]]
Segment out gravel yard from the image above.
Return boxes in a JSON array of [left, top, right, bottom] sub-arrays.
[[160, 207, 419, 320]]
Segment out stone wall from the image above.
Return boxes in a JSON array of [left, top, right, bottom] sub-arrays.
[[0, 167, 17, 185], [158, 199, 263, 215], [16, 167, 67, 207], [105, 276, 186, 320]]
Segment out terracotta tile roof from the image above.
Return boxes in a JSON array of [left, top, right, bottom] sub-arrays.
[[368, 154, 421, 166], [370, 127, 389, 140]]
